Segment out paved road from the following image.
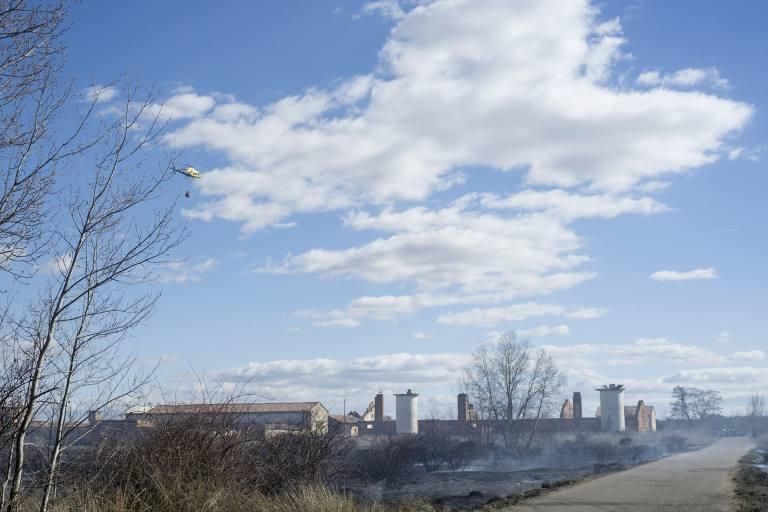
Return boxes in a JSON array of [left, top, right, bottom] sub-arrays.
[[512, 437, 753, 512]]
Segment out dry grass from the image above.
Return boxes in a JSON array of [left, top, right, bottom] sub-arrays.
[[28, 485, 440, 512], [733, 435, 768, 512]]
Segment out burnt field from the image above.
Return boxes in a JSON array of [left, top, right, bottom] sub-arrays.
[[345, 431, 711, 510]]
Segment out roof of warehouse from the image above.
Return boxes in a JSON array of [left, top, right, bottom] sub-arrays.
[[139, 402, 325, 415]]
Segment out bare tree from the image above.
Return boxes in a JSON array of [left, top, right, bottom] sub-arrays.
[[524, 349, 565, 448], [0, 1, 72, 281], [464, 332, 565, 449], [0, 3, 188, 510], [688, 388, 722, 419], [3, 90, 183, 512], [670, 386, 722, 421], [747, 393, 767, 437], [748, 393, 767, 418], [669, 385, 692, 421], [465, 342, 499, 444]]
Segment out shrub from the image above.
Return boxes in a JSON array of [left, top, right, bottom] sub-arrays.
[[357, 436, 421, 488], [445, 440, 480, 471]]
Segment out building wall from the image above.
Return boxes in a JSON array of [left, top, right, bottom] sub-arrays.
[[126, 409, 326, 433], [310, 404, 329, 432], [560, 399, 573, 419]]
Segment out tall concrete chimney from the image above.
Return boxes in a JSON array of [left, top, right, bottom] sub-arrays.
[[596, 384, 625, 432], [374, 392, 384, 427], [573, 392, 582, 419], [458, 393, 469, 423], [394, 389, 419, 434]]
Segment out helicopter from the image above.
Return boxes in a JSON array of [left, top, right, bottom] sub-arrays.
[[174, 166, 202, 179], [173, 166, 202, 198]]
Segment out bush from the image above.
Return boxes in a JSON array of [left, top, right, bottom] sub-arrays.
[[250, 426, 354, 494], [445, 440, 480, 471], [357, 436, 421, 488], [60, 413, 355, 508], [415, 431, 453, 472]]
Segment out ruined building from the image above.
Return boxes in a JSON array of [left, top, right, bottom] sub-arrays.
[[594, 385, 657, 433], [348, 385, 656, 437], [624, 400, 657, 432], [458, 393, 478, 423], [559, 392, 584, 419]]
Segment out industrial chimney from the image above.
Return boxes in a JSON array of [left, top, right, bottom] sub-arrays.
[[374, 392, 384, 430], [596, 384, 625, 432], [573, 392, 582, 419], [458, 393, 469, 423], [394, 389, 419, 434]]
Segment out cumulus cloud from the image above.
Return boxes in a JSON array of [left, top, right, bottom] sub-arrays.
[[650, 268, 717, 281], [149, 0, 751, 333], [276, 198, 633, 326], [149, 90, 216, 121], [564, 307, 608, 320], [438, 303, 581, 327], [295, 206, 591, 292], [663, 367, 768, 385], [542, 338, 765, 367], [213, 352, 471, 412], [518, 324, 570, 338], [476, 190, 668, 221], [637, 67, 729, 89], [82, 84, 119, 103], [155, 258, 217, 284], [164, 0, 750, 233], [205, 347, 768, 416]]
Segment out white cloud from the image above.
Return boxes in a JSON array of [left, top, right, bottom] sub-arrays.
[[650, 268, 717, 281], [164, 0, 750, 233], [213, 351, 472, 412], [43, 254, 74, 275], [82, 84, 118, 103], [518, 324, 570, 338], [437, 303, 601, 328], [663, 367, 768, 386], [438, 303, 566, 327], [476, 190, 668, 221], [636, 180, 670, 193], [285, 205, 594, 300], [637, 67, 729, 89], [155, 258, 217, 284], [361, 0, 406, 20], [715, 331, 731, 344], [207, 348, 768, 416], [542, 338, 764, 367], [287, 200, 616, 328], [564, 307, 608, 320], [150, 91, 216, 121], [411, 331, 433, 339]]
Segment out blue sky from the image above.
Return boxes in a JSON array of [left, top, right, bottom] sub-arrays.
[[64, 0, 768, 417]]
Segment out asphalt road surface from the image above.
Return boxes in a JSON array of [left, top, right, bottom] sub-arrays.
[[512, 437, 754, 512]]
